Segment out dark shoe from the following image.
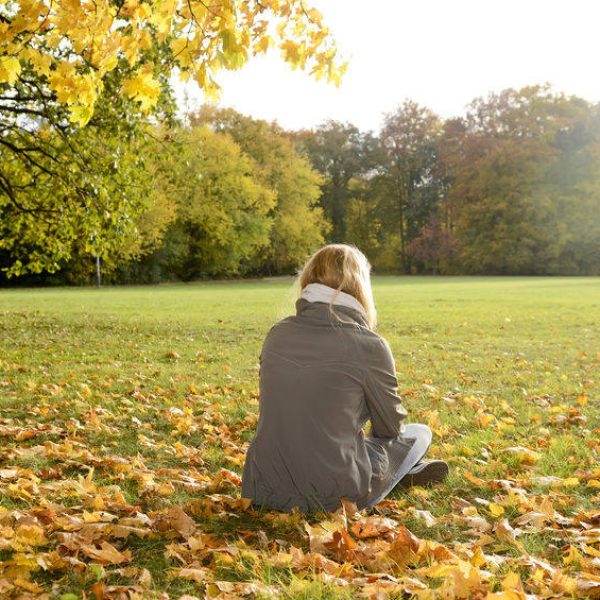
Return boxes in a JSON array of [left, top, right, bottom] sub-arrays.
[[396, 460, 449, 488]]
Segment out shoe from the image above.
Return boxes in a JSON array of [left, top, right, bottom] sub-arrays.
[[396, 460, 449, 488]]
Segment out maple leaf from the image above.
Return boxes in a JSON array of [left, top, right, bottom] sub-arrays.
[[152, 506, 196, 539], [386, 526, 421, 567], [505, 446, 540, 465], [81, 541, 132, 564], [13, 523, 48, 549], [350, 516, 399, 539], [122, 64, 161, 112], [0, 56, 22, 84]]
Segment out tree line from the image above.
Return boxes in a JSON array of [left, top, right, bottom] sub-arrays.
[[2, 84, 599, 284], [295, 85, 600, 276], [1, 0, 598, 283]]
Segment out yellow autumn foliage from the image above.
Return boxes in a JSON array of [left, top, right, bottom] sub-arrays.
[[0, 0, 347, 126]]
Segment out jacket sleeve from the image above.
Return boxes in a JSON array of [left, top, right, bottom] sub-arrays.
[[363, 337, 408, 439]]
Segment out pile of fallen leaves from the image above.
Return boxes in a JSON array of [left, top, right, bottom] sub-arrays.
[[0, 366, 599, 598]]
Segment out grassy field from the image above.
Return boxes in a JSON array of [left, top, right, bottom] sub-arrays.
[[0, 276, 599, 599]]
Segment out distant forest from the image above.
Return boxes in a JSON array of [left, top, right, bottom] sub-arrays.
[[2, 83, 599, 285]]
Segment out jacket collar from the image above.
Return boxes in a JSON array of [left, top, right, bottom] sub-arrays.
[[295, 297, 369, 328], [300, 282, 368, 318]]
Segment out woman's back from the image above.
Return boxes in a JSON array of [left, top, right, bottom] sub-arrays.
[[241, 297, 406, 512]]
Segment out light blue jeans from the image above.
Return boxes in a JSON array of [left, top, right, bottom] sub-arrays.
[[364, 423, 432, 509]]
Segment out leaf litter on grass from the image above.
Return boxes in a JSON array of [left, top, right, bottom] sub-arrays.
[[0, 383, 598, 600]]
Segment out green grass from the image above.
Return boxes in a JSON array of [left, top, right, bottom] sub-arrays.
[[0, 276, 599, 598]]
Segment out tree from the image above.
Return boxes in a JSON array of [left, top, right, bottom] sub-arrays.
[[194, 105, 329, 274], [152, 124, 276, 279], [406, 215, 459, 274], [537, 101, 600, 274], [448, 84, 600, 274], [0, 0, 345, 276], [378, 100, 443, 272], [0, 90, 168, 277], [431, 118, 468, 252], [343, 178, 381, 260], [293, 120, 381, 242], [0, 0, 345, 125]]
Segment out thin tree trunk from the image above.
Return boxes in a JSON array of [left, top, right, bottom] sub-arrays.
[[96, 255, 101, 288]]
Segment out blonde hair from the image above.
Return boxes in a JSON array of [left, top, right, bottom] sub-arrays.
[[296, 244, 377, 330]]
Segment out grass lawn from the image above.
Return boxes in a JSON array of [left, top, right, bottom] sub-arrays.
[[0, 276, 599, 599]]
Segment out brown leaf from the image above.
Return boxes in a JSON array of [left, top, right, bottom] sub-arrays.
[[494, 518, 520, 544], [92, 581, 106, 600], [386, 526, 421, 567], [504, 446, 540, 465], [350, 516, 399, 539], [152, 506, 196, 539], [81, 541, 132, 564], [323, 528, 357, 558], [173, 567, 211, 583]]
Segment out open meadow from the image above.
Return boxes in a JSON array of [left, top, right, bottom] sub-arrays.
[[0, 276, 599, 599]]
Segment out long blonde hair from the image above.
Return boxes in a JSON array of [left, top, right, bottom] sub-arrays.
[[296, 244, 377, 330]]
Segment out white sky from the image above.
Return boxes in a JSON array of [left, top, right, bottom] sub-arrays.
[[174, 0, 600, 134]]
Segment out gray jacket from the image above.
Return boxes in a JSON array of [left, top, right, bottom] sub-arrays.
[[241, 297, 415, 512]]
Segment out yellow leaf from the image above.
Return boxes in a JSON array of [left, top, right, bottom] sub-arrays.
[[539, 496, 557, 516], [475, 412, 496, 428], [505, 446, 540, 465], [0, 56, 21, 84], [171, 37, 193, 68], [69, 104, 94, 127], [486, 571, 527, 598], [13, 524, 47, 548], [255, 35, 273, 54], [562, 477, 579, 488], [463, 469, 486, 486], [563, 545, 581, 565], [551, 570, 577, 594], [122, 64, 161, 111], [22, 48, 52, 77], [99, 52, 119, 73], [157, 482, 175, 496], [470, 545, 486, 567], [494, 518, 518, 544], [14, 579, 45, 593], [583, 544, 600, 558], [425, 559, 484, 597], [489, 503, 505, 517]]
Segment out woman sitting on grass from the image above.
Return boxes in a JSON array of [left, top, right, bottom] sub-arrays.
[[242, 244, 448, 512]]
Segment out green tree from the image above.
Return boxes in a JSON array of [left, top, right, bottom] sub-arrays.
[[541, 103, 600, 274], [153, 125, 276, 279], [343, 178, 382, 261], [193, 106, 329, 274], [0, 59, 177, 277], [293, 120, 380, 243]]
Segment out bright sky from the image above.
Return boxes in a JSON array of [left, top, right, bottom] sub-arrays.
[[174, 0, 600, 134]]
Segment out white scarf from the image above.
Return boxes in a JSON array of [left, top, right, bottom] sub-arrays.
[[300, 282, 368, 319]]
